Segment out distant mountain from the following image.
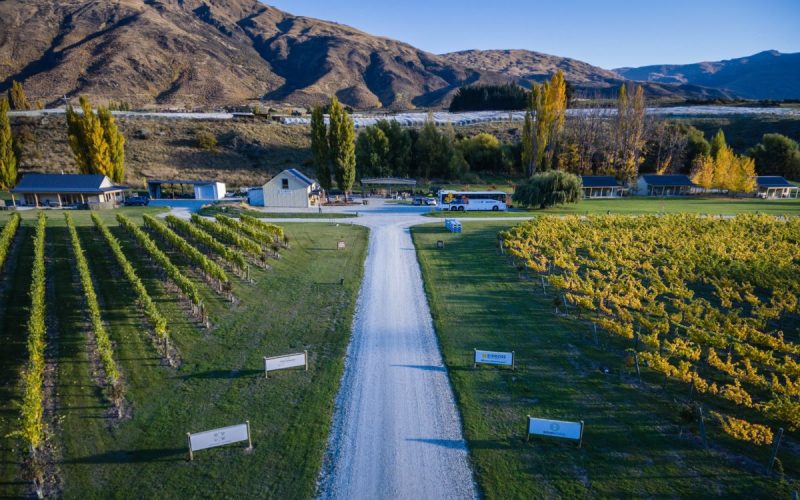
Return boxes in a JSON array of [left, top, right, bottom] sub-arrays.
[[615, 51, 800, 100], [440, 49, 736, 100], [0, 0, 503, 109]]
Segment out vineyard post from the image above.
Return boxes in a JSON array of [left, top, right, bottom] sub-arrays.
[[698, 406, 708, 450], [633, 351, 642, 385], [592, 323, 599, 346], [767, 427, 784, 474], [540, 275, 547, 295]]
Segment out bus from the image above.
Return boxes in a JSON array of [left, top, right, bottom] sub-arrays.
[[438, 190, 510, 211]]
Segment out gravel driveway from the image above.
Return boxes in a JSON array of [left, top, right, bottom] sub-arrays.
[[316, 214, 477, 500]]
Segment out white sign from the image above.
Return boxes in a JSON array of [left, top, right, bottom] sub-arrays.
[[264, 351, 308, 377], [474, 349, 514, 367], [527, 417, 583, 441], [188, 422, 251, 459]]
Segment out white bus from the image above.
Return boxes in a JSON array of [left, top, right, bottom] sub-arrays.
[[438, 190, 509, 211]]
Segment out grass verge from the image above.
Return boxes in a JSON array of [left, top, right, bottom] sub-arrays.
[[412, 221, 795, 498]]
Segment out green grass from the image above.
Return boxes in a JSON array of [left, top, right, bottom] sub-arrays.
[[0, 212, 368, 497], [412, 221, 795, 498], [196, 205, 357, 219], [426, 196, 800, 217]]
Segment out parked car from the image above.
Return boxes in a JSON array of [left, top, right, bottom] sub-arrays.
[[424, 197, 438, 206], [124, 196, 149, 207], [412, 197, 424, 206]]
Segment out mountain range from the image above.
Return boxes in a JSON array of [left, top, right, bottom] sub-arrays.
[[0, 0, 796, 109]]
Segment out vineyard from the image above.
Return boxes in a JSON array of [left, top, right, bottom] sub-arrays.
[[0, 210, 367, 497], [501, 214, 800, 447]]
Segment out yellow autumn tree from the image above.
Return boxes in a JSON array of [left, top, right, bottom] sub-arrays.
[[523, 70, 567, 175], [66, 97, 124, 181], [690, 154, 715, 190]]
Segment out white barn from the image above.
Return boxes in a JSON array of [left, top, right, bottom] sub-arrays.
[[262, 169, 320, 208]]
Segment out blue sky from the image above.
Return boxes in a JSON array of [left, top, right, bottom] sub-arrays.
[[264, 0, 800, 69]]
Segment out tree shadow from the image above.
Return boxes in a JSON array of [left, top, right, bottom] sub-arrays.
[[62, 447, 186, 464], [391, 364, 446, 372], [176, 369, 263, 380]]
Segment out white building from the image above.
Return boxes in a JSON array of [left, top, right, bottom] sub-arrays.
[[261, 169, 320, 208], [755, 176, 799, 199], [636, 174, 697, 196]]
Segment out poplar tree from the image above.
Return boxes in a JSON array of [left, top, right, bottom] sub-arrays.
[[523, 70, 567, 175], [97, 107, 125, 183], [614, 83, 647, 183], [8, 81, 31, 111], [310, 106, 331, 193], [0, 97, 17, 189], [327, 97, 356, 200]]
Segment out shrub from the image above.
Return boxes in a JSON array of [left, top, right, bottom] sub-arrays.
[[512, 170, 582, 209], [196, 130, 218, 151]]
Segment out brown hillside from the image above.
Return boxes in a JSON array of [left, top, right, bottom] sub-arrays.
[[0, 0, 503, 109]]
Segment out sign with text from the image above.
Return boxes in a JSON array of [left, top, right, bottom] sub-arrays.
[[474, 349, 514, 367], [264, 351, 308, 377], [527, 417, 584, 443], [187, 422, 251, 460]]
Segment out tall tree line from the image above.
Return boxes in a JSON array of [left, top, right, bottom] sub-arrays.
[[0, 97, 17, 189], [310, 96, 357, 199], [521, 70, 568, 176]]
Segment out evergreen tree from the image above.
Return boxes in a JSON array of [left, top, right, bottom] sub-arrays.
[[748, 134, 800, 180], [97, 107, 125, 183], [375, 120, 411, 177], [0, 97, 17, 189], [8, 81, 30, 111], [310, 106, 331, 192], [356, 126, 390, 178]]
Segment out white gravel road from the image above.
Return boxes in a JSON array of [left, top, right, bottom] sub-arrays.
[[317, 214, 477, 500]]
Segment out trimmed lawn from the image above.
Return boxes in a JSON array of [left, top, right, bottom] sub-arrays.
[[0, 213, 367, 498], [426, 196, 800, 217], [412, 221, 795, 498]]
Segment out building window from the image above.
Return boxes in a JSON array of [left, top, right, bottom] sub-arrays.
[[282, 178, 289, 190]]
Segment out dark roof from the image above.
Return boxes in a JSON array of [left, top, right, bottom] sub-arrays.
[[287, 168, 315, 186], [756, 176, 795, 188], [581, 176, 621, 188], [12, 173, 128, 194], [640, 174, 696, 187]]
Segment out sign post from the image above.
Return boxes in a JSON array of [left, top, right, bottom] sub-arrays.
[[264, 350, 309, 378], [526, 416, 584, 448], [187, 422, 253, 461], [474, 349, 515, 369]]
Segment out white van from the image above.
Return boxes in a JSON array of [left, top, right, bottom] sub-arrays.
[[448, 198, 507, 212]]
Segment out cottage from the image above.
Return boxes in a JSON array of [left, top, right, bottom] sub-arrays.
[[580, 176, 627, 198], [636, 174, 697, 196], [11, 173, 128, 208], [755, 176, 799, 199], [261, 169, 320, 208]]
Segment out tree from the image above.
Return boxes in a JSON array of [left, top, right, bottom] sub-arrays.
[[0, 97, 17, 189], [683, 125, 711, 170], [523, 70, 567, 175], [458, 133, 507, 173], [327, 97, 356, 199], [512, 170, 582, 209], [690, 154, 715, 190], [648, 121, 688, 175], [195, 130, 218, 151], [66, 96, 123, 180], [8, 81, 30, 111], [414, 118, 457, 179], [374, 120, 411, 177], [310, 106, 331, 192], [613, 83, 647, 183], [748, 134, 800, 180], [449, 83, 528, 112], [356, 126, 390, 178], [710, 129, 727, 159], [97, 107, 125, 183]]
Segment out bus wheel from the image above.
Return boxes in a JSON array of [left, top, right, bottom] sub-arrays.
[[492, 205, 499, 211], [450, 206, 457, 211], [458, 206, 465, 212]]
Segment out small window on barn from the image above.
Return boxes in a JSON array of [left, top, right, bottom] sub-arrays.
[[282, 178, 289, 190]]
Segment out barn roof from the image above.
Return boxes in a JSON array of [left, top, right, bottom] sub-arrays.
[[756, 176, 795, 188], [581, 176, 621, 188], [12, 173, 128, 193], [640, 174, 696, 187]]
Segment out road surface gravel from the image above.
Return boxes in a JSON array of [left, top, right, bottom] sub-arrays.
[[317, 215, 477, 500]]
